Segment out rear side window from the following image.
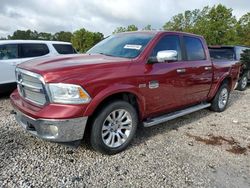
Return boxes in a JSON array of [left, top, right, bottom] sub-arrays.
[[19, 43, 49, 58], [209, 48, 235, 60], [0, 44, 18, 60], [235, 46, 249, 60], [151, 35, 182, 60], [53, 44, 76, 54], [184, 36, 206, 61]]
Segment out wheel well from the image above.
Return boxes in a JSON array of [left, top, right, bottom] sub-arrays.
[[97, 92, 139, 112], [222, 77, 232, 90], [86, 92, 140, 127]]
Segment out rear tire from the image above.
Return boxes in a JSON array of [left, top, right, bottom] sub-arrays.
[[90, 100, 138, 155], [210, 83, 230, 112], [236, 73, 248, 91]]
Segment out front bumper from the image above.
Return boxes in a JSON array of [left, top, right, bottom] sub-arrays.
[[14, 108, 88, 142]]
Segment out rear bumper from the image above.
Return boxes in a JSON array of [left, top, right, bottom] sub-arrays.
[[14, 108, 88, 142]]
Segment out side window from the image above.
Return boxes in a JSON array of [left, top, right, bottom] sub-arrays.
[[0, 44, 18, 60], [184, 36, 206, 61], [151, 35, 182, 60], [235, 47, 248, 61], [20, 43, 49, 58], [52, 44, 77, 54]]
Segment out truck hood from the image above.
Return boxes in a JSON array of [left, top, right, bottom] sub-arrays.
[[19, 54, 131, 73], [18, 54, 132, 83]]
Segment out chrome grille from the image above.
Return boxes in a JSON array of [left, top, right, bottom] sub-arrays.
[[16, 68, 47, 106]]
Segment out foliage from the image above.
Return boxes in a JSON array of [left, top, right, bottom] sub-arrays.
[[163, 4, 248, 45], [240, 49, 250, 69], [71, 28, 104, 52], [2, 4, 250, 50], [142, 25, 153, 30], [113, 24, 138, 34], [53, 31, 73, 42], [236, 13, 250, 46]]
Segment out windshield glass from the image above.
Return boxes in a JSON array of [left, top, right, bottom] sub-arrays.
[[87, 33, 155, 58], [209, 48, 235, 60]]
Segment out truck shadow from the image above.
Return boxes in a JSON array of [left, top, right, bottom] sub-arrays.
[[132, 90, 245, 148], [133, 109, 212, 147]]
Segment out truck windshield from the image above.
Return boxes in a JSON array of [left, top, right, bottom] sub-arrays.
[[87, 33, 155, 58], [209, 48, 235, 60]]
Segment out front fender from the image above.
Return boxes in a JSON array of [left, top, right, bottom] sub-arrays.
[[84, 84, 146, 119]]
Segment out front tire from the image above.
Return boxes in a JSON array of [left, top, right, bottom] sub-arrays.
[[236, 73, 248, 91], [210, 83, 230, 112], [90, 100, 138, 155]]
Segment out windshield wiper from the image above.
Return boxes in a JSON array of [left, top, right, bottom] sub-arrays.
[[97, 52, 116, 57]]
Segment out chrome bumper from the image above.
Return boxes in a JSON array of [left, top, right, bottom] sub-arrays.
[[14, 109, 88, 142]]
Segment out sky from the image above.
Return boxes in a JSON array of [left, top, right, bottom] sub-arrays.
[[0, 0, 249, 37]]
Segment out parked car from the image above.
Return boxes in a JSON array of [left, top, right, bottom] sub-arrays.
[[10, 31, 241, 154], [0, 40, 76, 93], [209, 45, 250, 91]]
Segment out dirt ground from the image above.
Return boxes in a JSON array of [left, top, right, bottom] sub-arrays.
[[0, 88, 250, 187]]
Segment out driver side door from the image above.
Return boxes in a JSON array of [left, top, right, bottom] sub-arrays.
[[142, 34, 192, 117]]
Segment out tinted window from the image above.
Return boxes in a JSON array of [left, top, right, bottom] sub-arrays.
[[87, 33, 154, 58], [184, 36, 206, 61], [20, 43, 49, 58], [150, 35, 182, 60], [0, 44, 18, 60], [209, 48, 234, 60], [53, 44, 76, 54], [235, 46, 249, 60]]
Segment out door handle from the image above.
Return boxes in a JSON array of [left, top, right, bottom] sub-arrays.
[[204, 66, 212, 70], [176, 68, 186, 73]]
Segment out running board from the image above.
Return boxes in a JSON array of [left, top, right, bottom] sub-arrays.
[[143, 103, 211, 127]]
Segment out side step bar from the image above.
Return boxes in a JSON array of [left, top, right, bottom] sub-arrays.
[[143, 103, 211, 127]]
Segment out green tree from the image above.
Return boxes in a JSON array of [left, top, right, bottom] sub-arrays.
[[53, 31, 73, 42], [71, 28, 104, 52], [163, 4, 239, 45], [38, 32, 53, 40], [240, 49, 250, 69], [236, 13, 250, 46], [142, 25, 152, 30], [113, 24, 138, 34], [8, 30, 39, 40]]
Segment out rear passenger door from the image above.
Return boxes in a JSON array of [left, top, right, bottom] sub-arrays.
[[182, 35, 213, 104]]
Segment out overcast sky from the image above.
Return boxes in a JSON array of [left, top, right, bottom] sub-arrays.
[[0, 0, 249, 37]]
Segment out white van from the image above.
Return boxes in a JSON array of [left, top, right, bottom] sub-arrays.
[[0, 40, 76, 93]]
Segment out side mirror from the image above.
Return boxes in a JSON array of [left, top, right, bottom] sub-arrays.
[[156, 50, 178, 63]]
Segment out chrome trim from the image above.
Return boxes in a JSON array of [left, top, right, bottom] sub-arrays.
[[16, 68, 50, 106], [14, 108, 88, 142], [143, 103, 211, 127]]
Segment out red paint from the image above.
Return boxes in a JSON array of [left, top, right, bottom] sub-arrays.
[[10, 31, 240, 121]]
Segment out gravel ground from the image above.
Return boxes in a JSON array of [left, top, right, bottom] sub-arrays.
[[0, 88, 250, 188]]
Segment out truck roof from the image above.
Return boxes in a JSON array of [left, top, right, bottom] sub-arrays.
[[0, 40, 72, 45], [115, 30, 204, 38]]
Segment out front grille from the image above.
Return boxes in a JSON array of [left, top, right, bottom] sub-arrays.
[[16, 68, 47, 106]]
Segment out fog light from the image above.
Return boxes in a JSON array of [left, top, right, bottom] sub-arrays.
[[49, 125, 59, 136]]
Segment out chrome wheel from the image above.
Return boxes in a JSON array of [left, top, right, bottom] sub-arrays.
[[241, 76, 248, 89], [218, 88, 228, 109], [102, 109, 132, 148]]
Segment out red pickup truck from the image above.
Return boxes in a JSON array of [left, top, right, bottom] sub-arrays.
[[11, 31, 240, 154]]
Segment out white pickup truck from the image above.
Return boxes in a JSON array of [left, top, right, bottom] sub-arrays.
[[0, 40, 76, 93]]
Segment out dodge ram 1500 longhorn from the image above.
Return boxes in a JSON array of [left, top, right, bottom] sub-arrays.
[[10, 31, 240, 154]]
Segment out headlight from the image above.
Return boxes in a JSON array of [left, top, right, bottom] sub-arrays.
[[48, 83, 91, 104]]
